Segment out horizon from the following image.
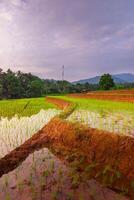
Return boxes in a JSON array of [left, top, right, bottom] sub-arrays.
[[0, 0, 134, 81], [1, 67, 134, 82]]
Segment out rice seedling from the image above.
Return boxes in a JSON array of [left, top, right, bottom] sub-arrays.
[[0, 109, 60, 158], [0, 97, 56, 118], [68, 110, 134, 135], [0, 148, 129, 200], [50, 96, 134, 135]]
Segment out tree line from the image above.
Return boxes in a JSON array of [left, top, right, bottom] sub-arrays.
[[0, 68, 98, 99], [0, 69, 133, 100]]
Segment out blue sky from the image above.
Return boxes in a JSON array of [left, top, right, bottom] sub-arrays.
[[0, 0, 134, 81]]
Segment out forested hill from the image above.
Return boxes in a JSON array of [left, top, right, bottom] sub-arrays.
[[0, 68, 98, 99]]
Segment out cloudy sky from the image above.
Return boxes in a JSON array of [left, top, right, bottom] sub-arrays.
[[0, 0, 134, 81]]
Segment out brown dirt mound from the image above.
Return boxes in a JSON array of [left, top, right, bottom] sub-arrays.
[[0, 117, 134, 198]]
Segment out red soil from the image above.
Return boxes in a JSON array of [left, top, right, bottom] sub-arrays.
[[46, 96, 70, 109], [0, 117, 134, 198], [87, 89, 134, 95], [69, 89, 134, 103]]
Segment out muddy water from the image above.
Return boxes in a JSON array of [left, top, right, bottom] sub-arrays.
[[0, 148, 129, 200]]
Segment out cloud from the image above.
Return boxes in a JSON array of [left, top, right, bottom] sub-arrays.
[[11, 0, 26, 7], [0, 0, 134, 81], [11, 0, 21, 6], [0, 10, 12, 22], [54, 33, 76, 49]]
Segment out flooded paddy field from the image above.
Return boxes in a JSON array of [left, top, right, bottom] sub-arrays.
[[0, 95, 133, 199], [0, 148, 128, 200]]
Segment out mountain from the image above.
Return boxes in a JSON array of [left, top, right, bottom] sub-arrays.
[[114, 73, 134, 83], [73, 73, 134, 84]]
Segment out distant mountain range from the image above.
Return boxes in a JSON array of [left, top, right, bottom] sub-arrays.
[[73, 73, 134, 84]]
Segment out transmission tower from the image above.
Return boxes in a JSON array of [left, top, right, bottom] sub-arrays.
[[62, 65, 65, 92], [62, 65, 64, 81]]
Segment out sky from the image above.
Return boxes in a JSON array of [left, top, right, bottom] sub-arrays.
[[0, 0, 134, 81]]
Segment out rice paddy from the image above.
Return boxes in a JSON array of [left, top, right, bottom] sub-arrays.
[[68, 110, 134, 135], [54, 96, 134, 115], [0, 97, 56, 118], [0, 97, 61, 158], [0, 91, 134, 199], [50, 95, 134, 136], [0, 109, 60, 158], [0, 148, 127, 200]]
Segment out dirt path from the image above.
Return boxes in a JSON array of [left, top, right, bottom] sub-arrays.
[[46, 97, 71, 110]]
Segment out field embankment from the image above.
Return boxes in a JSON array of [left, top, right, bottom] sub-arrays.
[[46, 97, 71, 110]]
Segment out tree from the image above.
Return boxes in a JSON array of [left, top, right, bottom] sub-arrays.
[[0, 68, 3, 99], [0, 84, 2, 99], [2, 69, 21, 98], [28, 80, 44, 97], [99, 73, 115, 90]]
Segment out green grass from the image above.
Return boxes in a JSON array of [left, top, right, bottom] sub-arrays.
[[50, 95, 134, 116], [0, 97, 56, 118]]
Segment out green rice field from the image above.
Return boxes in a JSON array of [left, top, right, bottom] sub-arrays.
[[53, 95, 134, 115], [0, 97, 56, 118]]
